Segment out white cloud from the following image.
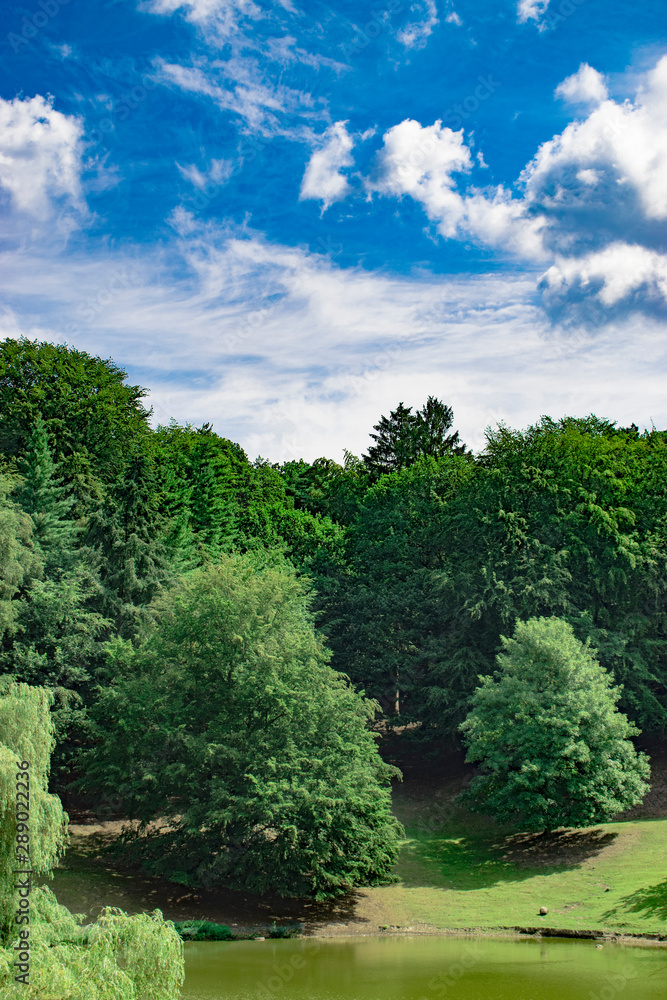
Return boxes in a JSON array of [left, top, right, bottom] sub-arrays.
[[445, 10, 462, 26], [369, 56, 667, 311], [398, 1, 439, 49], [517, 0, 550, 24], [541, 243, 667, 308], [0, 95, 86, 223], [555, 63, 609, 105], [176, 157, 233, 191], [368, 118, 471, 235], [299, 122, 354, 210], [1, 222, 666, 461], [156, 58, 324, 137], [143, 0, 260, 35]]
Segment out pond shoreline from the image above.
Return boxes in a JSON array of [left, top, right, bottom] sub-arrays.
[[302, 923, 667, 947]]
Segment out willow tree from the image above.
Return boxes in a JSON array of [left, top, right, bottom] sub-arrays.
[[0, 680, 67, 943], [0, 681, 184, 999]]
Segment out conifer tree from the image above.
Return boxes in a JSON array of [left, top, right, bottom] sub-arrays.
[[85, 447, 173, 639], [14, 415, 78, 576]]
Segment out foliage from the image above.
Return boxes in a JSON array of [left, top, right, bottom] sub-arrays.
[[0, 886, 183, 1000], [459, 616, 651, 831], [13, 415, 79, 575], [318, 455, 476, 729], [172, 920, 233, 941], [0, 680, 184, 998], [0, 338, 151, 505], [0, 681, 68, 942], [0, 476, 43, 642], [362, 397, 470, 479], [84, 448, 173, 640], [80, 551, 403, 900]]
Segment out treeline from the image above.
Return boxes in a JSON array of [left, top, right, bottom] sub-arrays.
[[1, 336, 667, 785]]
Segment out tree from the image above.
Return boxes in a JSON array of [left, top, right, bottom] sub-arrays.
[[80, 551, 403, 900], [0, 475, 43, 642], [459, 617, 651, 831], [84, 448, 173, 640], [362, 397, 469, 479], [0, 680, 67, 943], [13, 415, 79, 576], [318, 454, 475, 731], [0, 338, 152, 509], [0, 680, 183, 998]]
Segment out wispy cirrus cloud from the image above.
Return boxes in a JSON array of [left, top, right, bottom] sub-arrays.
[[397, 0, 440, 48], [1, 215, 665, 461], [517, 0, 550, 25]]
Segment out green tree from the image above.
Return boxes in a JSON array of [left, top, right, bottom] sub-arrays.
[[319, 455, 475, 731], [459, 617, 651, 831], [13, 416, 79, 575], [0, 680, 183, 999], [0, 476, 43, 642], [0, 680, 67, 943], [0, 338, 152, 509], [80, 551, 403, 900], [84, 448, 173, 640], [362, 397, 469, 479], [1, 424, 111, 775]]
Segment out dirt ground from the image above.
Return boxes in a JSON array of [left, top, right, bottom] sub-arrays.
[[49, 735, 667, 940]]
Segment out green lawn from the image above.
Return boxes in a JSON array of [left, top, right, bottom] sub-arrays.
[[369, 793, 667, 935]]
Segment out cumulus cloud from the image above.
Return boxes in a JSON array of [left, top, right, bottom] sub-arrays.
[[299, 122, 354, 210], [367, 118, 472, 235], [555, 63, 609, 105], [370, 56, 667, 313], [398, 1, 439, 49], [0, 95, 86, 223]]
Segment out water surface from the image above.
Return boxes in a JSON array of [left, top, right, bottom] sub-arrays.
[[182, 936, 666, 1000]]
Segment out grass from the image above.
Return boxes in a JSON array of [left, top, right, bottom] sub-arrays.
[[364, 787, 667, 935]]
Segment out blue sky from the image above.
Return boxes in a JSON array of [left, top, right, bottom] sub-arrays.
[[1, 0, 666, 461]]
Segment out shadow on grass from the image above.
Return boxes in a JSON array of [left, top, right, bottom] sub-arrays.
[[49, 829, 370, 932], [398, 827, 618, 891], [602, 880, 667, 923]]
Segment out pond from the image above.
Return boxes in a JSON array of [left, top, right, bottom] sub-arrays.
[[182, 936, 666, 1000]]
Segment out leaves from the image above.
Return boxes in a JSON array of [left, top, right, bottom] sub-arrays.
[[459, 617, 651, 831]]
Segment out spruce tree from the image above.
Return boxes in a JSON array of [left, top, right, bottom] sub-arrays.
[[14, 415, 78, 576], [85, 447, 173, 639]]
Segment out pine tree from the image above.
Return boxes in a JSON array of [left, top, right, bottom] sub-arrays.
[[14, 415, 79, 576], [85, 447, 173, 639]]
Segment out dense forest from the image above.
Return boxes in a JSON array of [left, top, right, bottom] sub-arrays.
[[1, 336, 665, 897]]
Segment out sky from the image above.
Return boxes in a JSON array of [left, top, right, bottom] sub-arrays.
[[1, 0, 666, 462]]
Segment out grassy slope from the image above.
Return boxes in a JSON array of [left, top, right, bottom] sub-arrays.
[[361, 739, 667, 936]]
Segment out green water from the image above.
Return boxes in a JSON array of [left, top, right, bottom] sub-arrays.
[[182, 936, 666, 1000]]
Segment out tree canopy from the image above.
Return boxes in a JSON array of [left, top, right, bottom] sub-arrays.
[[79, 551, 403, 900], [459, 617, 651, 831]]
